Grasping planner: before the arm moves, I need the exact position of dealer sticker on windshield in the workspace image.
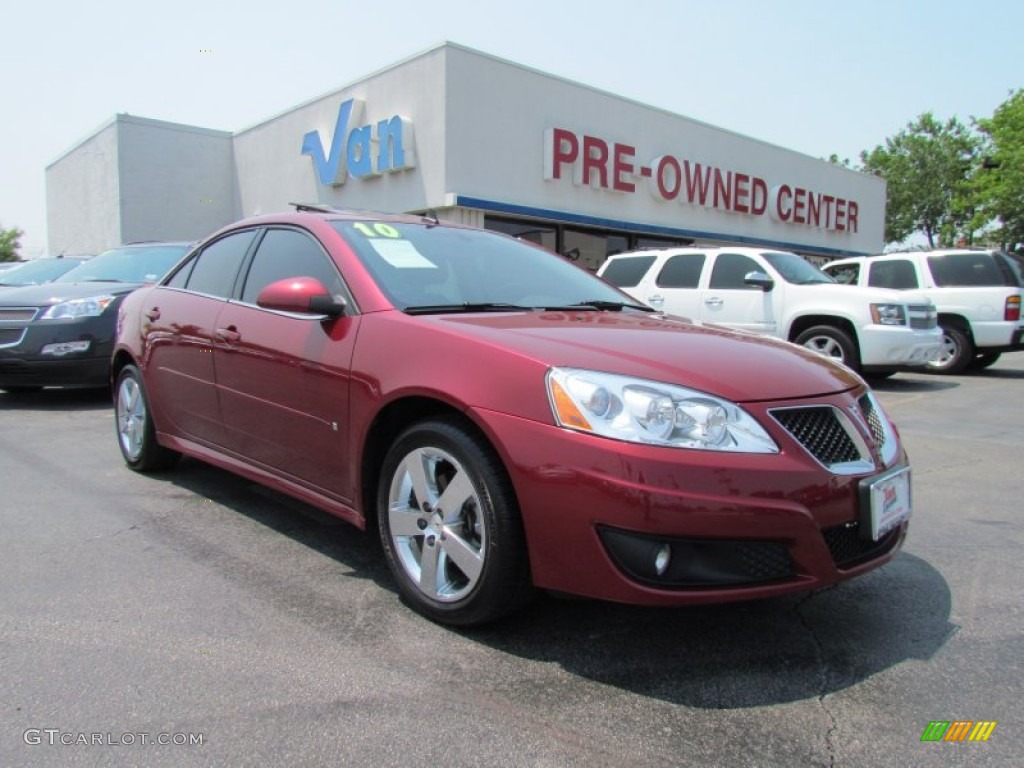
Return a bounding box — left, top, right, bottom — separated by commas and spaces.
861, 466, 911, 541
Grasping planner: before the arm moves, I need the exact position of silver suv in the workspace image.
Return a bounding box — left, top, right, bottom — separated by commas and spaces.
823, 249, 1024, 373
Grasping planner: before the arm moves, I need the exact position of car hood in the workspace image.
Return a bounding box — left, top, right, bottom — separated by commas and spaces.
0, 281, 142, 307
807, 282, 933, 305
422, 309, 861, 402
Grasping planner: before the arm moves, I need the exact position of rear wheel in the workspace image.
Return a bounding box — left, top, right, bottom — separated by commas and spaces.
794, 325, 860, 371
115, 365, 180, 472
926, 325, 973, 374
378, 417, 532, 626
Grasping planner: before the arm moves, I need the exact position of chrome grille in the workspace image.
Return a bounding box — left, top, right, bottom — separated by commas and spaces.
0, 307, 38, 323
771, 406, 874, 474
907, 303, 937, 330
858, 395, 886, 445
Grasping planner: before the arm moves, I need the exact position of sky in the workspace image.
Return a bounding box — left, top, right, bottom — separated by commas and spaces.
1, 0, 1020, 257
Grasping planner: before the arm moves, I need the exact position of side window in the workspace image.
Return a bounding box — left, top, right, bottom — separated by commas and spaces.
709, 253, 761, 289
825, 263, 860, 285
656, 254, 705, 288
927, 254, 1012, 287
600, 255, 656, 288
241, 228, 344, 304
165, 254, 196, 289
185, 230, 257, 298
868, 260, 918, 289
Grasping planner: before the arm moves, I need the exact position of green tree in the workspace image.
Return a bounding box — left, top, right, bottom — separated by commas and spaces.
0, 224, 23, 262
974, 89, 1024, 252
860, 113, 980, 247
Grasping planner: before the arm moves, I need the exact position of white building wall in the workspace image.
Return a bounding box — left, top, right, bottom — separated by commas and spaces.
232, 46, 448, 219
441, 44, 885, 256
46, 120, 122, 255
116, 116, 236, 244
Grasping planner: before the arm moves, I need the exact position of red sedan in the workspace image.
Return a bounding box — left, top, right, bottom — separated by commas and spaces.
113, 208, 911, 625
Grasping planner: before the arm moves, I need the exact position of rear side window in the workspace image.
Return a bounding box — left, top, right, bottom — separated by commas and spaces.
183, 230, 257, 298
868, 260, 919, 289
825, 263, 860, 285
995, 252, 1023, 287
709, 253, 761, 289
926, 253, 1015, 287
656, 254, 705, 288
600, 255, 656, 287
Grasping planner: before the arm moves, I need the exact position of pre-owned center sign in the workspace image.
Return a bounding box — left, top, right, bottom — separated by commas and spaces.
543, 128, 860, 234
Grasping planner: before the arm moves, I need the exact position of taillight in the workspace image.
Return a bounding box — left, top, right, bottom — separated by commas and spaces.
1006, 295, 1021, 322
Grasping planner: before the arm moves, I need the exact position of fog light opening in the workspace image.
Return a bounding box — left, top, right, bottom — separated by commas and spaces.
654, 543, 672, 576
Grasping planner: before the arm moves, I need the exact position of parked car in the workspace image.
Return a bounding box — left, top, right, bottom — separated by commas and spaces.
598, 246, 941, 377
0, 261, 26, 271
0, 242, 189, 392
0, 257, 89, 289
822, 249, 1024, 373
112, 208, 912, 626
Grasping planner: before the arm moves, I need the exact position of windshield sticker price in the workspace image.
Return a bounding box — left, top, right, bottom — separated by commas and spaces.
368, 239, 437, 269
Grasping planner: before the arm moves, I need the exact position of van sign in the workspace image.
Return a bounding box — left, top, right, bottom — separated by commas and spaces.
302, 99, 415, 186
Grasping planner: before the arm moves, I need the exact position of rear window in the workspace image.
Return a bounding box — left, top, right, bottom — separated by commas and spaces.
926, 253, 1016, 287
600, 255, 657, 287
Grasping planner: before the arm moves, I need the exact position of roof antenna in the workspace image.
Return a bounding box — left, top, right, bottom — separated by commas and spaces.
423, 209, 440, 228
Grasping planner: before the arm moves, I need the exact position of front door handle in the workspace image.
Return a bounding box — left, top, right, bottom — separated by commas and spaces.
145, 307, 161, 321
704, 297, 724, 308
215, 327, 241, 344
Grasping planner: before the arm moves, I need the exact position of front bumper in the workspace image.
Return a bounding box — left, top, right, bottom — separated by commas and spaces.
0, 315, 114, 389
857, 325, 942, 368
473, 399, 908, 606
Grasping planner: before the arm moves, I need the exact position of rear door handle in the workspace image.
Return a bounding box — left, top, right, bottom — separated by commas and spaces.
704, 297, 724, 308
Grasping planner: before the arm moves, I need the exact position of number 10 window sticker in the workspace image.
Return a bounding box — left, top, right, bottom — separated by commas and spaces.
352, 222, 440, 270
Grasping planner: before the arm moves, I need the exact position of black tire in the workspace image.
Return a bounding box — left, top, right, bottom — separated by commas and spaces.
926, 325, 974, 374
114, 365, 180, 472
794, 325, 860, 371
377, 416, 532, 626
968, 351, 1001, 370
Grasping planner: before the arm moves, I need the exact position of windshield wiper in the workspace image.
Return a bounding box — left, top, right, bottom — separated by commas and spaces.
403, 302, 533, 315
557, 300, 654, 312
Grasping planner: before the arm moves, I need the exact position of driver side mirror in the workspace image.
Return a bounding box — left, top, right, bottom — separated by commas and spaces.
256, 277, 347, 317
744, 271, 775, 291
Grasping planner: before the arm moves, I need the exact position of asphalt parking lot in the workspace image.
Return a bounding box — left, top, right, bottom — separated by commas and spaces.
1, 358, 1022, 767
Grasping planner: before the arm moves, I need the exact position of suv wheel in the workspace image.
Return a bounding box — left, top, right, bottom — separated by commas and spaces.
927, 325, 974, 374
794, 326, 860, 371
968, 351, 1001, 370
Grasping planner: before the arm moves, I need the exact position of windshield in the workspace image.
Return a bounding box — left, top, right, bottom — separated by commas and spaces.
331, 221, 647, 311
761, 251, 834, 284
55, 245, 189, 284
0, 258, 84, 285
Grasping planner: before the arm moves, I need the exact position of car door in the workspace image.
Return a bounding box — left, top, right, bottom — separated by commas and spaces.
212, 227, 359, 502
646, 253, 706, 319
142, 230, 258, 446
698, 251, 777, 334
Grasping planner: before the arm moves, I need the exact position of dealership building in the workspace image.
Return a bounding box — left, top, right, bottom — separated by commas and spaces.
46, 42, 885, 269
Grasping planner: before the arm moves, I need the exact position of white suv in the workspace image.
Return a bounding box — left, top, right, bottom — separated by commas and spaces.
823, 249, 1024, 373
598, 246, 941, 377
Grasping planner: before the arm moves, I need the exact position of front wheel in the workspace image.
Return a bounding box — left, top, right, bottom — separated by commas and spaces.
968, 351, 1001, 370
794, 325, 860, 371
926, 325, 974, 374
378, 417, 532, 626
115, 365, 180, 472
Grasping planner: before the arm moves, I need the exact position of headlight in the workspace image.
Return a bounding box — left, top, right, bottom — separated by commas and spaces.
547, 367, 779, 453
40, 295, 116, 320
869, 303, 906, 326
